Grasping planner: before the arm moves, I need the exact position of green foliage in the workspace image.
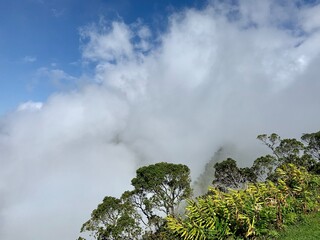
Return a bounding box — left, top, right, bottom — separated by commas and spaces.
167, 164, 320, 239
141, 221, 177, 240
80, 195, 141, 240
257, 133, 306, 164
275, 138, 304, 162
279, 211, 320, 240
80, 162, 192, 239
131, 162, 192, 217
301, 131, 320, 161
255, 131, 320, 180
252, 155, 276, 181
257, 133, 281, 157
80, 130, 320, 239
212, 131, 320, 190
213, 158, 256, 190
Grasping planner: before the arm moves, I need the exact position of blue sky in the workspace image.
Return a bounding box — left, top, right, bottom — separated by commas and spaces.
0, 0, 208, 115
1, 0, 319, 115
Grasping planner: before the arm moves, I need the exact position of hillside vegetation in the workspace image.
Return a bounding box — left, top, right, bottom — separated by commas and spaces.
79, 131, 320, 240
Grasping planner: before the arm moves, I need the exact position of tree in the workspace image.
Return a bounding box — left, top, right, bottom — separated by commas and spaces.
252, 155, 277, 181
301, 131, 320, 161
257, 133, 317, 173
213, 158, 256, 190
80, 162, 191, 240
257, 133, 281, 158
121, 189, 159, 233
114, 162, 192, 239
275, 138, 304, 163
257, 133, 305, 162
80, 195, 141, 240
131, 162, 192, 218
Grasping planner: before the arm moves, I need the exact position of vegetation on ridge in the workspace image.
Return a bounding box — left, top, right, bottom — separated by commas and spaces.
79, 131, 320, 239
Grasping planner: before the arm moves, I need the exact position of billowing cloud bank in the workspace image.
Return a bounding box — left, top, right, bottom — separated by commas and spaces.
1, 1, 320, 239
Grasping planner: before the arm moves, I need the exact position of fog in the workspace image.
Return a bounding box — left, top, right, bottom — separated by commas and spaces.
1, 1, 320, 239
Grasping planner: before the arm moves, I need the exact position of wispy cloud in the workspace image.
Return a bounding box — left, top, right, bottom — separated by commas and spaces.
51, 8, 65, 18
34, 67, 79, 90
17, 101, 43, 112
22, 56, 37, 63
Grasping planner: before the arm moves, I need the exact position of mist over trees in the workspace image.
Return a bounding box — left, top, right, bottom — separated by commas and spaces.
79, 130, 320, 239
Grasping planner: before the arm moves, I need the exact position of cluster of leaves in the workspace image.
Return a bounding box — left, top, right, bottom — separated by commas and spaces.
79, 162, 192, 240
167, 164, 320, 239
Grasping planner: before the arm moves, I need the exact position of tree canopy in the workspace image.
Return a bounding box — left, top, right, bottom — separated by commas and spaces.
80, 195, 141, 240
213, 158, 256, 190
131, 162, 192, 216
80, 162, 192, 240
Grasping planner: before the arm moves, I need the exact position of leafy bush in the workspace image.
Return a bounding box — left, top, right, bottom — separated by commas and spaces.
167, 164, 320, 239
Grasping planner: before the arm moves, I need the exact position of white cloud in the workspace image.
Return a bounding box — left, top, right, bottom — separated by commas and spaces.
300, 4, 320, 32
1, 1, 320, 240
35, 67, 78, 90
80, 20, 152, 64
17, 101, 43, 112
80, 22, 134, 62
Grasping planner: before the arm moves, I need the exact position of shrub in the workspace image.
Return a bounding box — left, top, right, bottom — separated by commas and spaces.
167, 164, 320, 239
